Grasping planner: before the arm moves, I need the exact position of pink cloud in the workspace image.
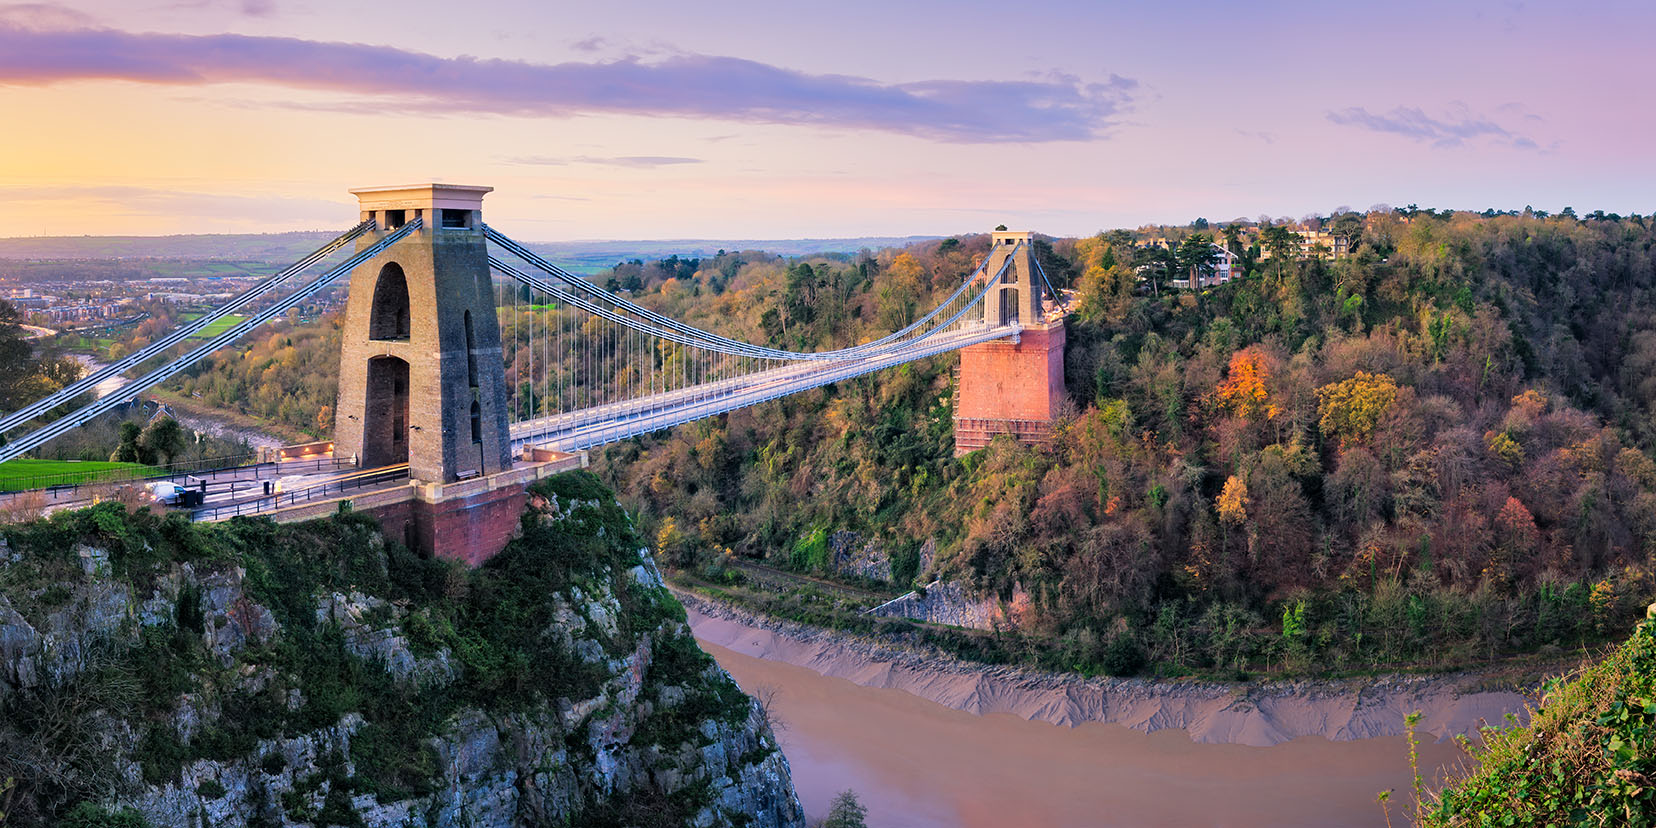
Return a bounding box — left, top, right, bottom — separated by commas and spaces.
0, 21, 1136, 143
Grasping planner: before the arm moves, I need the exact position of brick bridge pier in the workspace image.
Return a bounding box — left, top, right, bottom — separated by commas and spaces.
953, 230, 1067, 454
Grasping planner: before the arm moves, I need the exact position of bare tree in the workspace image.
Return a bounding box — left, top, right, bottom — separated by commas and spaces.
0, 639, 139, 825
751, 683, 787, 734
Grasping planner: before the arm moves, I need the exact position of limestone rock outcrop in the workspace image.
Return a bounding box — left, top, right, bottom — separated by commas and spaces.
0, 472, 804, 828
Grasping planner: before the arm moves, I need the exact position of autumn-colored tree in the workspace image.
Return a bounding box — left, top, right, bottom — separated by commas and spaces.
1491, 495, 1539, 583
1485, 430, 1524, 468
1216, 475, 1248, 525
1073, 234, 1139, 322
1316, 371, 1399, 444
1212, 346, 1280, 421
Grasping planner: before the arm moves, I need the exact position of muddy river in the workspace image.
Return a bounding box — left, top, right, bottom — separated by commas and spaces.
700, 638, 1474, 827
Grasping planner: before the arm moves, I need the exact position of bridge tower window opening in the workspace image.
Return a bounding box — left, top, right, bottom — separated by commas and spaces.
470, 400, 482, 443
440, 209, 473, 230
392, 375, 406, 438
383, 209, 406, 229
369, 262, 412, 341
463, 310, 479, 388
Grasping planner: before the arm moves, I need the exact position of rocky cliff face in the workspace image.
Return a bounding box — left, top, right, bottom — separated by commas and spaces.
865, 580, 1006, 630
0, 472, 804, 828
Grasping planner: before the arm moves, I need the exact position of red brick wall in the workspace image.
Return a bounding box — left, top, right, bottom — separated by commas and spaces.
358, 482, 525, 566
415, 482, 527, 567
362, 499, 419, 554
955, 321, 1066, 453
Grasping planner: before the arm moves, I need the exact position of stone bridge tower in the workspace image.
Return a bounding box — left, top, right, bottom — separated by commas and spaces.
333, 184, 529, 565
335, 184, 512, 481
953, 230, 1067, 454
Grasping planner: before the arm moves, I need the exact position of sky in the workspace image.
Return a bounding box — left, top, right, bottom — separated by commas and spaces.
0, 0, 1649, 240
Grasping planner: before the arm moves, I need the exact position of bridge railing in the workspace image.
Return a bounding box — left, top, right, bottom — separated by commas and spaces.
189, 463, 409, 522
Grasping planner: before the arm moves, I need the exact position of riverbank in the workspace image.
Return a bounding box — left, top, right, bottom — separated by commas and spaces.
68, 353, 299, 450
144, 389, 300, 449
679, 588, 1541, 748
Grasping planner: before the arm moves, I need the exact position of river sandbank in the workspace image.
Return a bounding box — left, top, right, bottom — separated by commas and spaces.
680, 590, 1534, 748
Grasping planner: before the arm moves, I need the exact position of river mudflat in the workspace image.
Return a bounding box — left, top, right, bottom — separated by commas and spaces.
684, 592, 1533, 826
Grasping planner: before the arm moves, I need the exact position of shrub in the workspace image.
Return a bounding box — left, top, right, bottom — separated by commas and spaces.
1101, 632, 1146, 677
59, 803, 151, 828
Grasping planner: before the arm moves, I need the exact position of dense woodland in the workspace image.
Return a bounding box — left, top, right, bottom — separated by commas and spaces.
11, 208, 1656, 677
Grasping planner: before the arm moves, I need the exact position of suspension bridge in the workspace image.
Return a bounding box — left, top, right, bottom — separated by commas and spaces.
0, 185, 1069, 563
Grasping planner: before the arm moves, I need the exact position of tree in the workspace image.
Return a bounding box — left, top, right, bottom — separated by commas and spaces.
875, 253, 924, 331
0, 300, 37, 410
0, 299, 75, 414
822, 790, 868, 828
1132, 244, 1176, 297
109, 421, 145, 464
1329, 212, 1364, 251
1177, 232, 1221, 290
1213, 346, 1279, 422
1316, 371, 1398, 445
1260, 225, 1301, 285
1221, 224, 1244, 257
138, 417, 188, 466
1216, 476, 1248, 525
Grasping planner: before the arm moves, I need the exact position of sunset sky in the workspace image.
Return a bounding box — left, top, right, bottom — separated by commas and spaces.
0, 0, 1648, 239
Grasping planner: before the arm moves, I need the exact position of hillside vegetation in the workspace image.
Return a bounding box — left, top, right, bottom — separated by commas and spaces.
1423, 612, 1656, 826
596, 210, 1656, 677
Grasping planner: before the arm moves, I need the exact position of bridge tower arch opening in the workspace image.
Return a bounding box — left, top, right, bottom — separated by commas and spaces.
362, 355, 410, 467
955, 229, 1066, 455
368, 263, 412, 340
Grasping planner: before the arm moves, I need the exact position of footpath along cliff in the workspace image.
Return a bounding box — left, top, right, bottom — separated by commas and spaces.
0, 471, 804, 828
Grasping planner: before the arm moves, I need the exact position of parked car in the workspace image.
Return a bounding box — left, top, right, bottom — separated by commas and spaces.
147, 481, 187, 505
147, 481, 205, 507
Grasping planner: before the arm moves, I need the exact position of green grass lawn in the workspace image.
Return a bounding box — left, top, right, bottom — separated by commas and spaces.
0, 459, 157, 491
185, 314, 245, 339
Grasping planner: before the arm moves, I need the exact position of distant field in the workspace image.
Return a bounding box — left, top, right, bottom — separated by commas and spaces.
182, 313, 245, 339
0, 458, 155, 491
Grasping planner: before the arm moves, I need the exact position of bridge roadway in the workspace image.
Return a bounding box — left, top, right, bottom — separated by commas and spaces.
509, 322, 1020, 451
186, 461, 411, 522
